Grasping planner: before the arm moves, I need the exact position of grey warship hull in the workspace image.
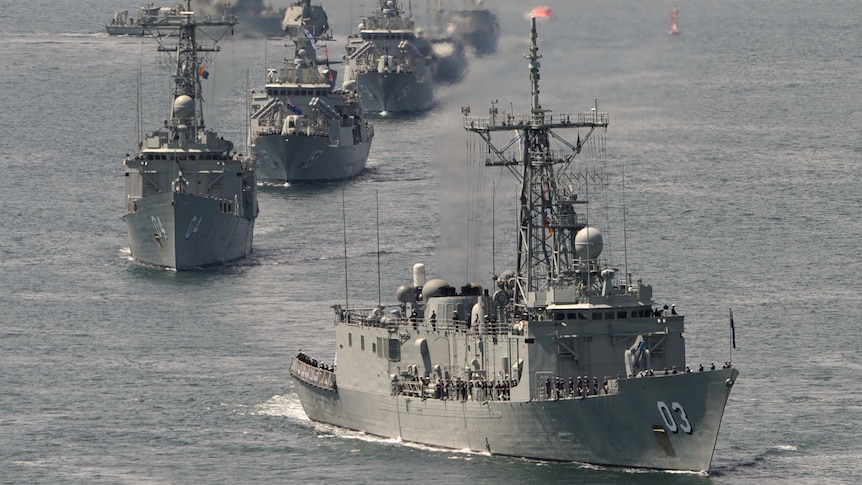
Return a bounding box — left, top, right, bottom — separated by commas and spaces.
289, 17, 738, 473
125, 192, 254, 269
254, 134, 371, 183
106, 25, 146, 36
292, 362, 736, 471
356, 71, 435, 113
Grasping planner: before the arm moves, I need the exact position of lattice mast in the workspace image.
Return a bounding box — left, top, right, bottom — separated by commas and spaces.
462, 16, 609, 309
146, 0, 237, 141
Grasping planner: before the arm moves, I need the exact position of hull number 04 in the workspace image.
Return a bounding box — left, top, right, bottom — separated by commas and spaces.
657, 401, 692, 434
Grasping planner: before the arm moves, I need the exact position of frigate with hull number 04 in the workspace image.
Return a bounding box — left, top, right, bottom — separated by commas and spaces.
123, 1, 258, 270
290, 17, 738, 472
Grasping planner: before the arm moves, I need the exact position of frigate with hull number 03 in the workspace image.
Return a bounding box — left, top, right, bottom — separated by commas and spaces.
123, 1, 258, 270
290, 17, 738, 472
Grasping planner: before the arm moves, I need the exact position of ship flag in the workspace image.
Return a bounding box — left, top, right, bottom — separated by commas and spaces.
285, 98, 303, 115
303, 28, 317, 51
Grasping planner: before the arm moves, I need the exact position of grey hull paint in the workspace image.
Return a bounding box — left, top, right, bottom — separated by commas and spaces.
294, 366, 737, 471
106, 25, 145, 36
357, 71, 435, 113
254, 134, 371, 183
126, 192, 254, 269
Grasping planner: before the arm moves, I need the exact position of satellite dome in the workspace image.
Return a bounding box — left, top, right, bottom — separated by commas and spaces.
422, 278, 452, 299
574, 226, 603, 260
396, 284, 416, 303
173, 95, 194, 119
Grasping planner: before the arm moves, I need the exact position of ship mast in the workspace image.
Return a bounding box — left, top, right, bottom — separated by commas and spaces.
145, 0, 237, 144
462, 17, 609, 311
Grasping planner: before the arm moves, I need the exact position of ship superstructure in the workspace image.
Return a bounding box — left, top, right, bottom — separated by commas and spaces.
106, 4, 183, 37
250, 0, 373, 183
290, 17, 737, 472
342, 0, 435, 113
123, 1, 257, 269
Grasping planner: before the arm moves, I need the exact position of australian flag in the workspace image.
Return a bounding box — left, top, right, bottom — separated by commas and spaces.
285, 98, 303, 115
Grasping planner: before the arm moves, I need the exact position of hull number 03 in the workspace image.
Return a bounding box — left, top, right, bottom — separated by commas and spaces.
657, 401, 693, 434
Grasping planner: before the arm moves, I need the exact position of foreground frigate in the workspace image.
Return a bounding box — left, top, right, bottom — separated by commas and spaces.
290, 17, 738, 472
249, 0, 373, 183
342, 0, 435, 113
123, 1, 257, 269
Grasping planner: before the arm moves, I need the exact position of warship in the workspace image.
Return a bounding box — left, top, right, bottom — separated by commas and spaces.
249, 0, 374, 183
445, 0, 499, 57
342, 0, 436, 113
123, 0, 258, 269
280, 0, 329, 37
105, 4, 182, 36
426, 2, 469, 86
289, 17, 738, 472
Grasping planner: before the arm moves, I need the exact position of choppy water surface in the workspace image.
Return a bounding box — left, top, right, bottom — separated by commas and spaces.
2, 1, 861, 483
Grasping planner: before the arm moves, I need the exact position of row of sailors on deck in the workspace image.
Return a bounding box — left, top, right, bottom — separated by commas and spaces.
409, 310, 501, 333
631, 361, 732, 378
546, 376, 610, 400
653, 304, 678, 317
396, 375, 517, 402
296, 351, 334, 372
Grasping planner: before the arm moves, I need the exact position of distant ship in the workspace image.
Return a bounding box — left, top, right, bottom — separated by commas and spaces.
428, 35, 468, 86
289, 17, 738, 472
425, 1, 469, 86
105, 4, 181, 37
123, 1, 258, 269
342, 0, 435, 113
249, 0, 374, 183
669, 7, 680, 35
280, 0, 330, 38
446, 0, 499, 57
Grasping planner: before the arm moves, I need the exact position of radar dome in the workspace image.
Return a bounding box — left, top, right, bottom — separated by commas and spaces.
574, 226, 603, 260
422, 278, 452, 299
396, 284, 416, 303
173, 95, 194, 119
